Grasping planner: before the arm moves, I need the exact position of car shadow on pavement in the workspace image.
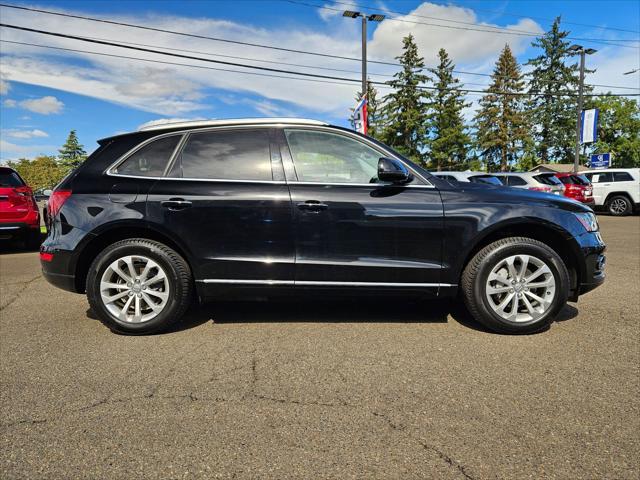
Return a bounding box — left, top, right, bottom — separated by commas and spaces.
87, 298, 580, 335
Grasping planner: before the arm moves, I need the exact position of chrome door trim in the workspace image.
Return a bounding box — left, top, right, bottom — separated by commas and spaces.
197, 279, 455, 287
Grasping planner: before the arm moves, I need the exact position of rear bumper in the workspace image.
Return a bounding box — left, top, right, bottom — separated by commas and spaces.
0, 222, 39, 239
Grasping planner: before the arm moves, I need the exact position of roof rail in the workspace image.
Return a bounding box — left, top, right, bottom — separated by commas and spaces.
138, 117, 328, 132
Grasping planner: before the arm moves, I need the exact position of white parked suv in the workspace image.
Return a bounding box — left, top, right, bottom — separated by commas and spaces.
431, 171, 503, 185
583, 168, 640, 216
493, 172, 565, 195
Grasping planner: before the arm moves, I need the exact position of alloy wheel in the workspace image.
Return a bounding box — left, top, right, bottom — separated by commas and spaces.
485, 254, 556, 323
609, 198, 627, 215
99, 255, 170, 324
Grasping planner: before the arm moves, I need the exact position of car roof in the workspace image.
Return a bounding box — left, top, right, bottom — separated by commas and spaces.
583, 168, 640, 173
98, 117, 330, 144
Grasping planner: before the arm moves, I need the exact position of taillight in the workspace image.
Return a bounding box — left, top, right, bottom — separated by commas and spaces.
40, 252, 54, 262
47, 190, 72, 217
529, 186, 552, 193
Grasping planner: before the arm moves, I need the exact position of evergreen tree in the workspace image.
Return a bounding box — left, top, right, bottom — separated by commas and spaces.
475, 44, 531, 172
426, 48, 470, 171
380, 34, 430, 164
350, 80, 382, 140
58, 130, 87, 171
525, 17, 591, 163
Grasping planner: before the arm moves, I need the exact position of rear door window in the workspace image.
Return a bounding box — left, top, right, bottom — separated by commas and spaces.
115, 135, 181, 177
591, 172, 613, 183
469, 175, 502, 185
613, 172, 633, 182
174, 129, 272, 181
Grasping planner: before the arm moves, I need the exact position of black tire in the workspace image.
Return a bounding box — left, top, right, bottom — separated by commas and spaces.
461, 237, 570, 334
606, 195, 632, 216
86, 238, 192, 334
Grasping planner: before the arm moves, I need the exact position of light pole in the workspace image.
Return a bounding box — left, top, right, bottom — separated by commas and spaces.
342, 10, 385, 103
568, 44, 597, 173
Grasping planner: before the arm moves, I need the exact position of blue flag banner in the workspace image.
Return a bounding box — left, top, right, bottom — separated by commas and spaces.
581, 108, 599, 144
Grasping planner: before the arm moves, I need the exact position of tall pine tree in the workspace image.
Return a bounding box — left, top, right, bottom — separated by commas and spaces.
350, 80, 382, 140
526, 17, 590, 163
380, 34, 429, 164
426, 48, 470, 171
475, 44, 531, 172
58, 130, 87, 171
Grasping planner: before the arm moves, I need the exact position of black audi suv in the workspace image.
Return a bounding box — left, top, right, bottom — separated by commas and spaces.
41, 118, 606, 334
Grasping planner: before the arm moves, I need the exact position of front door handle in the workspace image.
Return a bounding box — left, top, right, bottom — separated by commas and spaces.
161, 198, 192, 211
297, 200, 328, 212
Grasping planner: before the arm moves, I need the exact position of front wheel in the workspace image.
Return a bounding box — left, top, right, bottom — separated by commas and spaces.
607, 195, 632, 216
87, 239, 192, 334
461, 237, 569, 334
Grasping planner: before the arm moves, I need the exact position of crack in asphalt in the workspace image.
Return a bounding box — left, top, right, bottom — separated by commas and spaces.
372, 411, 477, 480
0, 275, 41, 311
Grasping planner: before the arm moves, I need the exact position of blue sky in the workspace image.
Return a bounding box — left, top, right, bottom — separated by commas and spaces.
1, 0, 638, 161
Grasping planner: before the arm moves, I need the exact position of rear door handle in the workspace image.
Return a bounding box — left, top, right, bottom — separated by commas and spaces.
161, 198, 192, 211
297, 200, 328, 212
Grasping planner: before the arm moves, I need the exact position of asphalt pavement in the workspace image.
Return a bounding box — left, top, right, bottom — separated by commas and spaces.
1, 215, 638, 479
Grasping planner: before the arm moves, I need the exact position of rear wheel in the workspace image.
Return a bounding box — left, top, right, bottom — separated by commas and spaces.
461, 237, 569, 334
87, 239, 192, 334
606, 195, 632, 216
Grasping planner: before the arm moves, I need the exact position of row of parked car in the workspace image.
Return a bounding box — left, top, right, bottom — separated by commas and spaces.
432, 168, 640, 216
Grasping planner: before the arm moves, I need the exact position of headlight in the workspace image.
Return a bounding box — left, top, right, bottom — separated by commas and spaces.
574, 212, 599, 232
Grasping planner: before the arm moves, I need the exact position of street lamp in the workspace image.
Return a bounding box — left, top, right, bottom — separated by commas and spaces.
342, 10, 385, 102
568, 44, 597, 173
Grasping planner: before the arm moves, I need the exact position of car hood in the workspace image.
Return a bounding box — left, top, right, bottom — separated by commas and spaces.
443, 182, 592, 213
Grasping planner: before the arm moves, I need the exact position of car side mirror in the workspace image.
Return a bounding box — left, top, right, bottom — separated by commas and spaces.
378, 157, 411, 184
43, 189, 53, 196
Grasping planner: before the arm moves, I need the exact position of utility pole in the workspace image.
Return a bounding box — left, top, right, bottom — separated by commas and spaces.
568, 45, 597, 173
343, 10, 385, 124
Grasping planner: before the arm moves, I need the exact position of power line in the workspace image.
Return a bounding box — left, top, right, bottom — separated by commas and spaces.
322, 0, 640, 37
3, 2, 634, 88
1, 25, 637, 98
0, 39, 361, 88
285, 0, 640, 49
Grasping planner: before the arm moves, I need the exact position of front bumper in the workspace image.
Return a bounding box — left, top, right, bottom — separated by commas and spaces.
575, 230, 606, 297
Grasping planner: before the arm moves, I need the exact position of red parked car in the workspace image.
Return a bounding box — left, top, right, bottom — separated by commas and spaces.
554, 172, 594, 205
0, 166, 41, 248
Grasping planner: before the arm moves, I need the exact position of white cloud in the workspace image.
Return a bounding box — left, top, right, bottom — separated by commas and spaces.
0, 139, 58, 161
19, 96, 64, 115
0, 79, 9, 95
2, 129, 49, 139
369, 3, 542, 65
3, 99, 17, 108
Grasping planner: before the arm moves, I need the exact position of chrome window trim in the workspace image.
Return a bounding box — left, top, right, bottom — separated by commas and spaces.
287, 181, 435, 189
197, 279, 456, 288
105, 124, 434, 188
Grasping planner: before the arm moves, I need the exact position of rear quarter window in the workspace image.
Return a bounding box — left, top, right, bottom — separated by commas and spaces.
533, 174, 562, 186
114, 135, 181, 177
507, 176, 527, 186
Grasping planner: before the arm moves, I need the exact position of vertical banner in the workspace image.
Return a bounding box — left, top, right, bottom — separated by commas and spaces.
580, 108, 599, 144
353, 96, 367, 135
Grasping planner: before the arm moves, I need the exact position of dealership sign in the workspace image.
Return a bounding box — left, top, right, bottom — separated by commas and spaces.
590, 153, 611, 169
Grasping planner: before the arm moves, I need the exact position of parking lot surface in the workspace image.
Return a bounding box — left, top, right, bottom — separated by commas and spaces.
1, 215, 638, 479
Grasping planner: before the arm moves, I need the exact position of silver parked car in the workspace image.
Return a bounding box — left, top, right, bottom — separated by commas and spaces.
494, 172, 565, 195
431, 171, 504, 186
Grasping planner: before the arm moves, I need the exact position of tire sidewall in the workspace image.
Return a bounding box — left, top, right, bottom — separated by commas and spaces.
472, 242, 569, 333
87, 241, 187, 334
